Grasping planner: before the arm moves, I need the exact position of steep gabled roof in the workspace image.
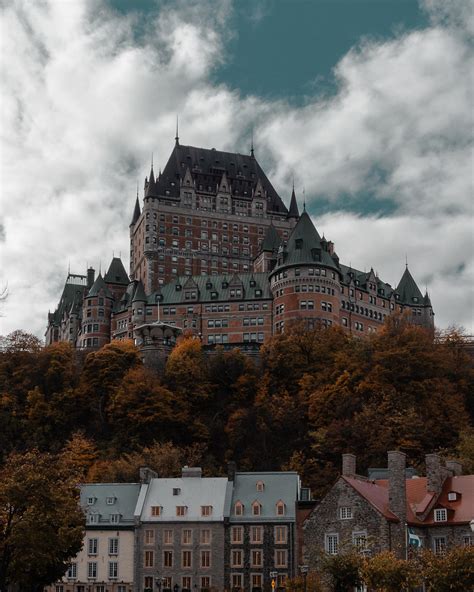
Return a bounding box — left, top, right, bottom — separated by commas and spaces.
343, 476, 399, 522
152, 143, 288, 214
48, 274, 88, 326
287, 187, 299, 219
105, 257, 129, 285
396, 267, 424, 305
132, 280, 147, 303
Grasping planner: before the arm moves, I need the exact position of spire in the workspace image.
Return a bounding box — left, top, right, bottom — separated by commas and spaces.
287, 184, 300, 219
149, 154, 155, 184
175, 115, 179, 146
250, 127, 254, 158
396, 266, 424, 305
130, 189, 141, 226
303, 187, 306, 212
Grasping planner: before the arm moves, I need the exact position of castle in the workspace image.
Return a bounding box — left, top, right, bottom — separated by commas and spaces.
46, 136, 434, 360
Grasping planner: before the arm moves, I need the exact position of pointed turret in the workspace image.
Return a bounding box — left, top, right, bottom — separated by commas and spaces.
105, 257, 129, 285
87, 274, 112, 298
132, 280, 147, 303
423, 290, 432, 307
396, 266, 424, 305
287, 186, 300, 219
130, 194, 141, 226
261, 224, 281, 253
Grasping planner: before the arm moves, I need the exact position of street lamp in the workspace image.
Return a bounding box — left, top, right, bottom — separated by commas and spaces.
299, 565, 309, 592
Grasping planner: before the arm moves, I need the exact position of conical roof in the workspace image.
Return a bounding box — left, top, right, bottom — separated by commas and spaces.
287, 187, 299, 219
423, 291, 432, 306
105, 257, 129, 285
87, 274, 113, 298
396, 267, 424, 304
145, 174, 159, 198
130, 195, 141, 226
132, 280, 147, 302
261, 224, 281, 252
273, 211, 339, 271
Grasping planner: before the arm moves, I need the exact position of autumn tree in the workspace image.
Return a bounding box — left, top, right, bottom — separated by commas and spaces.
0, 449, 84, 592
361, 551, 421, 591
59, 431, 99, 480
417, 547, 474, 592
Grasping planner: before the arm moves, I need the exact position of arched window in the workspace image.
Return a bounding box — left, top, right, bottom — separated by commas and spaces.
252, 501, 262, 516
276, 500, 286, 516
256, 480, 265, 492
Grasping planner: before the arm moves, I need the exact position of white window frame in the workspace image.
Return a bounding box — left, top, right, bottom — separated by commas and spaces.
433, 536, 447, 555
88, 538, 98, 555
339, 506, 353, 520
87, 562, 97, 579
108, 537, 119, 555
434, 508, 447, 522
108, 561, 118, 579
325, 533, 339, 555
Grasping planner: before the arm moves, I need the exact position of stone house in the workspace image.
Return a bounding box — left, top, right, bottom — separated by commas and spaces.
303, 452, 473, 568
46, 482, 141, 592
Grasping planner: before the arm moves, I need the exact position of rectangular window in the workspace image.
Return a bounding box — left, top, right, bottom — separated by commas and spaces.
251, 549, 263, 567
176, 505, 187, 516
275, 525, 288, 544
151, 505, 161, 516
108, 561, 118, 579
434, 508, 447, 522
144, 577, 153, 591
66, 563, 77, 579
325, 533, 339, 555
339, 506, 353, 519
144, 550, 154, 567
108, 538, 118, 555
144, 529, 154, 545
231, 526, 243, 544
201, 576, 211, 589
250, 525, 263, 544
182, 576, 192, 589
251, 574, 263, 588
182, 550, 192, 568
182, 529, 192, 545
88, 538, 98, 555
200, 529, 211, 545
201, 549, 211, 568
352, 531, 367, 549
87, 562, 97, 579
231, 549, 243, 567
201, 505, 213, 516
231, 574, 243, 588
163, 550, 173, 567
163, 529, 173, 545
275, 549, 288, 567
433, 536, 447, 555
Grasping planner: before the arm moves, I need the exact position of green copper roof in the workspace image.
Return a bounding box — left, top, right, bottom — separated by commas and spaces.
273, 211, 339, 272
87, 273, 113, 298
105, 257, 129, 285
132, 280, 147, 302
396, 266, 424, 305
261, 224, 281, 252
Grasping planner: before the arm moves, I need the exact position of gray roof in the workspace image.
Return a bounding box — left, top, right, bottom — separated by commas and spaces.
230, 472, 300, 523
48, 274, 87, 326
273, 211, 339, 273
287, 187, 299, 219
339, 263, 395, 297
132, 280, 147, 302
261, 224, 282, 253
148, 143, 288, 214
148, 272, 271, 305
105, 257, 129, 285
81, 483, 141, 528
396, 266, 424, 305
130, 195, 141, 226
138, 476, 231, 522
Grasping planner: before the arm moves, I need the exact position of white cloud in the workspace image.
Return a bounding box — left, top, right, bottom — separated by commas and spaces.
0, 0, 472, 335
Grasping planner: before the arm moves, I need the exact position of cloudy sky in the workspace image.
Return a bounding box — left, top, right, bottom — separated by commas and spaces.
1, 0, 472, 336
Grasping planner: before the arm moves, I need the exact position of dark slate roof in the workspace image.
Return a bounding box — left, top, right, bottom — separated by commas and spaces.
287, 187, 299, 219
49, 274, 87, 326
273, 211, 339, 272
396, 267, 424, 305
261, 224, 282, 253
132, 280, 147, 302
423, 292, 432, 306
105, 257, 129, 285
150, 143, 288, 214
339, 263, 394, 297
114, 280, 137, 313
148, 272, 271, 305
130, 195, 141, 226
87, 274, 113, 298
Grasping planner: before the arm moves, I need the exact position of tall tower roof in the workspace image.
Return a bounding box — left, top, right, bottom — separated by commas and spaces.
87, 274, 113, 298
396, 266, 424, 304
105, 257, 129, 285
287, 186, 300, 219
130, 194, 141, 226
261, 223, 281, 253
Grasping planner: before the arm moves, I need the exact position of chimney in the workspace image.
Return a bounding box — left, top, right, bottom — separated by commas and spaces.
388, 451, 407, 523
426, 454, 443, 493
139, 466, 157, 484
227, 461, 237, 482
87, 267, 95, 290
342, 453, 356, 477
445, 460, 462, 477
181, 466, 202, 478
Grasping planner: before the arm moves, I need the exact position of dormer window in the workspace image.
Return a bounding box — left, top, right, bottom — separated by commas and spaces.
434, 508, 447, 522
151, 506, 162, 517
234, 501, 244, 516
256, 481, 265, 492
173, 488, 181, 496
413, 297, 418, 303
222, 281, 229, 289
175, 284, 182, 291
201, 505, 213, 517
252, 501, 262, 516
88, 513, 100, 524
110, 513, 121, 524
106, 496, 116, 505
87, 497, 96, 505
447, 491, 459, 502
250, 280, 256, 287
276, 501, 286, 516
295, 238, 303, 250
176, 506, 187, 516
255, 289, 262, 297
206, 281, 213, 289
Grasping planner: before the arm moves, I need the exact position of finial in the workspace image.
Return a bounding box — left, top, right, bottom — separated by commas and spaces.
303, 187, 306, 212
292, 175, 295, 191
405, 254, 408, 268
175, 115, 179, 145
250, 127, 254, 157
68, 260, 70, 274
136, 180, 139, 198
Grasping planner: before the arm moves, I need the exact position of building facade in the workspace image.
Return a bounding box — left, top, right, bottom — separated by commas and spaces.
46, 138, 434, 358
303, 452, 473, 569
46, 483, 141, 592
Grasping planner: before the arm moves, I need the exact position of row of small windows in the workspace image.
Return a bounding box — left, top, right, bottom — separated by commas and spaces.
208, 334, 229, 344
230, 549, 288, 568
150, 505, 213, 517
143, 528, 212, 545
87, 512, 120, 524
144, 576, 212, 590
230, 525, 288, 544
143, 549, 212, 569
342, 301, 386, 320
243, 333, 265, 343
234, 500, 285, 516
63, 561, 120, 580
295, 285, 336, 295
87, 537, 119, 555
